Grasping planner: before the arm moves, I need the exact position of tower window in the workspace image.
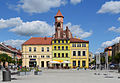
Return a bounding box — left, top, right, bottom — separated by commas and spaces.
57, 23, 60, 27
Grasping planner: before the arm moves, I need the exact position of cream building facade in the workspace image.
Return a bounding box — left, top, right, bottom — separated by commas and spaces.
22, 37, 52, 68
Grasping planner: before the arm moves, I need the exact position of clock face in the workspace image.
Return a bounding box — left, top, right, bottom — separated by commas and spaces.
57, 17, 61, 21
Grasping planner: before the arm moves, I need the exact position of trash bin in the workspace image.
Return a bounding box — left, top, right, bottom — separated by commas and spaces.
2, 70, 11, 81
118, 67, 120, 73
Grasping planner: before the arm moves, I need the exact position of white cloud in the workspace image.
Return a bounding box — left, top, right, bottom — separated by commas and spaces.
64, 22, 92, 39
97, 1, 120, 14
0, 17, 22, 29
3, 39, 25, 49
101, 37, 120, 48
96, 37, 120, 54
108, 26, 120, 33
118, 17, 120, 21
15, 0, 66, 13
0, 17, 91, 38
10, 20, 54, 36
70, 0, 82, 5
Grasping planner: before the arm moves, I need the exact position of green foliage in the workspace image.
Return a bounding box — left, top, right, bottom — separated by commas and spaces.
35, 67, 42, 72
108, 56, 112, 62
19, 67, 30, 72
90, 60, 95, 64
0, 53, 12, 62
17, 59, 22, 65
114, 53, 120, 63
101, 56, 105, 64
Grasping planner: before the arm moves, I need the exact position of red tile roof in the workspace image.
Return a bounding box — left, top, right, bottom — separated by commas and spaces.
55, 10, 64, 18
70, 38, 89, 43
23, 37, 52, 45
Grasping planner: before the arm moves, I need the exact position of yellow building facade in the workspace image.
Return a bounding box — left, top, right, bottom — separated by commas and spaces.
70, 39, 89, 68
52, 39, 71, 68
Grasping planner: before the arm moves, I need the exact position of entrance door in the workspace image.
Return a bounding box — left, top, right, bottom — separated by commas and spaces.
29, 61, 37, 67
41, 61, 44, 67
46, 61, 49, 68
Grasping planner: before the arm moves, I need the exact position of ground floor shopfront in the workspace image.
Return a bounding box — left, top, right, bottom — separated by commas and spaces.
71, 59, 89, 68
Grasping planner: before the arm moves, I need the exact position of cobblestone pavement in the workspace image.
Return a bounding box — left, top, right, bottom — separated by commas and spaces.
0, 69, 120, 83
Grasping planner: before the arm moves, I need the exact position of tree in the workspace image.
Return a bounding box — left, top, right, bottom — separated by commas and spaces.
114, 53, 120, 64
108, 56, 112, 63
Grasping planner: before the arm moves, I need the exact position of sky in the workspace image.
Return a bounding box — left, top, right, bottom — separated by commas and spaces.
0, 0, 120, 54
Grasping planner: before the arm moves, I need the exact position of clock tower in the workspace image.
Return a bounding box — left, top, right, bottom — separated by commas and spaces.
54, 10, 64, 38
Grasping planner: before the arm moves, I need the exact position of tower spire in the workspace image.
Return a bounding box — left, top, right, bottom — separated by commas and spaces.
55, 10, 64, 18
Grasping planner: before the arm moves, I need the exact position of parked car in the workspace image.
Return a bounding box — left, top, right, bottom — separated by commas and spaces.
109, 64, 119, 69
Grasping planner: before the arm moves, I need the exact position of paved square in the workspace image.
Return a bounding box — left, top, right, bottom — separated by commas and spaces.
0, 69, 120, 83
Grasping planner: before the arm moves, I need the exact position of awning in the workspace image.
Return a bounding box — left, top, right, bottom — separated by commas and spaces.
49, 61, 60, 64
62, 61, 70, 64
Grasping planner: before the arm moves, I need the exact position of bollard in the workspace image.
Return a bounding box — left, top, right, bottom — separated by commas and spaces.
2, 70, 11, 81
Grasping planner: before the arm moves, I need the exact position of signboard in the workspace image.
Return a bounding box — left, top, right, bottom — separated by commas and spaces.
96, 54, 100, 64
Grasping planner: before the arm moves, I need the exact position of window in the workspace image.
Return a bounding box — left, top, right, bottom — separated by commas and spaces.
33, 56, 36, 58
82, 61, 86, 67
58, 53, 60, 57
34, 47, 36, 52
75, 44, 76, 47
66, 46, 68, 50
72, 44, 74, 47
54, 40, 56, 43
42, 47, 44, 52
73, 51, 76, 56
57, 23, 60, 27
83, 51, 86, 56
82, 43, 86, 47
77, 44, 81, 47
72, 44, 76, 47
66, 53, 68, 57
62, 53, 64, 57
58, 40, 60, 43
73, 61, 76, 66
66, 40, 68, 43
62, 40, 64, 43
58, 46, 60, 50
62, 46, 64, 50
29, 47, 31, 52
54, 46, 56, 50
47, 47, 49, 52
41, 55, 44, 58
29, 56, 32, 58
78, 51, 81, 56
78, 61, 80, 67
54, 53, 56, 57
46, 55, 50, 58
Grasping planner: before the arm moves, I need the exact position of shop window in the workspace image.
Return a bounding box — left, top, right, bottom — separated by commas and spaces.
73, 61, 76, 66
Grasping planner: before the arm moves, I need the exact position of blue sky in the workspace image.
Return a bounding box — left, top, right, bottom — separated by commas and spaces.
0, 0, 120, 54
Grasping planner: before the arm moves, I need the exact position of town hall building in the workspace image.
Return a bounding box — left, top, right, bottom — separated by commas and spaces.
22, 10, 89, 68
